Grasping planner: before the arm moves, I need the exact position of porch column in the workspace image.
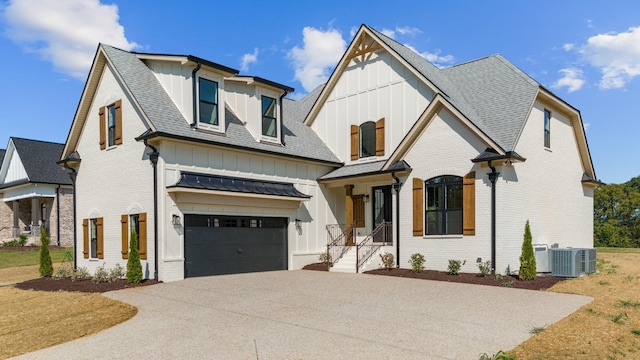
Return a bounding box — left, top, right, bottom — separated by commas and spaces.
12, 200, 19, 237
31, 197, 38, 235
345, 185, 354, 246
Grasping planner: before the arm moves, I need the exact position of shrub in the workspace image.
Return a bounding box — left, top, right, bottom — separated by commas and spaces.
318, 251, 331, 264
3, 234, 28, 247
448, 259, 462, 275
39, 227, 53, 277
126, 229, 143, 284
478, 261, 492, 276
110, 264, 125, 280
408, 253, 425, 273
53, 263, 74, 279
92, 264, 111, 283
71, 267, 91, 281
379, 252, 394, 269
519, 220, 536, 280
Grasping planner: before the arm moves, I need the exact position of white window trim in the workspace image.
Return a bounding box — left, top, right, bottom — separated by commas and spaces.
543, 109, 551, 150
196, 73, 225, 133
258, 90, 281, 144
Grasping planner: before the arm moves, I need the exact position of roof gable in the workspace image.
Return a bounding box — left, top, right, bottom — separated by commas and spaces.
1, 138, 71, 187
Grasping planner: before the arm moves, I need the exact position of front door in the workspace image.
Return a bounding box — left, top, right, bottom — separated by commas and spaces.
372, 186, 392, 243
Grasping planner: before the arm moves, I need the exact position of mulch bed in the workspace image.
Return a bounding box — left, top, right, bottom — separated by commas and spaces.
14, 277, 161, 293
303, 263, 565, 291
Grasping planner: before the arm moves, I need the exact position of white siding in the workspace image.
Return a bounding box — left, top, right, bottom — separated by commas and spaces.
401, 108, 492, 273
497, 101, 594, 273
148, 60, 193, 123
2, 149, 28, 184
311, 51, 435, 163
158, 141, 337, 281
74, 63, 155, 277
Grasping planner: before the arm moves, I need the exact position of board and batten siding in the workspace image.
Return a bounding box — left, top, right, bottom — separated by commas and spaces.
157, 140, 338, 281
400, 108, 491, 273
74, 62, 155, 277
497, 101, 594, 273
311, 51, 435, 163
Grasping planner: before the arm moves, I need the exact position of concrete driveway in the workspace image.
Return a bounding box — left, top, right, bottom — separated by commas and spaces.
15, 271, 591, 360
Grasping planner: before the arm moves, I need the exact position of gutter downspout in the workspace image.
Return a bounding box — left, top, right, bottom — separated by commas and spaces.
144, 140, 160, 281
191, 62, 202, 128
487, 160, 500, 275
56, 185, 61, 246
391, 172, 401, 267
62, 164, 77, 270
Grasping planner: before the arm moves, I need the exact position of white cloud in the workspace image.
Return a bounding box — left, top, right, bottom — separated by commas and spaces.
563, 43, 575, 51
552, 68, 585, 92
404, 44, 455, 68
580, 26, 640, 89
396, 26, 421, 36
2, 0, 137, 79
583, 122, 591, 131
288, 26, 346, 92
380, 28, 395, 39
240, 48, 259, 72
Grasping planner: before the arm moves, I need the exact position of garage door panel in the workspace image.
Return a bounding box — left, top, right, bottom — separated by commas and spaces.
185, 215, 287, 277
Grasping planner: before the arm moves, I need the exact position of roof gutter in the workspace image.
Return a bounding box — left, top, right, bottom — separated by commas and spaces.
56, 155, 80, 270
487, 160, 499, 275
191, 62, 202, 128
391, 171, 402, 267
144, 139, 160, 281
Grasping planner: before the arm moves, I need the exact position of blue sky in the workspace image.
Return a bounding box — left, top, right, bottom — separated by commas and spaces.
0, 0, 638, 184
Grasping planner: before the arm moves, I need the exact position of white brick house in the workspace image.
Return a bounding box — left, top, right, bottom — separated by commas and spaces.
61, 24, 597, 281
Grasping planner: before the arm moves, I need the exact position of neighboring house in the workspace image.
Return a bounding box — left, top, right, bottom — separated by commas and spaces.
0, 138, 74, 246
61, 24, 597, 281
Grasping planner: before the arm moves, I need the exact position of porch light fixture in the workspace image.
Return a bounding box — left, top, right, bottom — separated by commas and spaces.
171, 214, 181, 226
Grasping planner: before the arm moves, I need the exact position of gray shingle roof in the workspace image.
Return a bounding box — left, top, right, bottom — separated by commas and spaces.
9, 138, 71, 185
319, 160, 386, 180
0, 149, 5, 166
366, 25, 540, 152
101, 45, 340, 165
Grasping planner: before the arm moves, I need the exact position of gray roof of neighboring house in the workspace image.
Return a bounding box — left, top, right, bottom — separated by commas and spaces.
6, 138, 71, 186
0, 149, 5, 165
318, 160, 386, 180
101, 45, 341, 165
366, 25, 540, 152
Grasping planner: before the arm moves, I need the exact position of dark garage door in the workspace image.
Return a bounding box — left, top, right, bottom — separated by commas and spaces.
184, 215, 288, 277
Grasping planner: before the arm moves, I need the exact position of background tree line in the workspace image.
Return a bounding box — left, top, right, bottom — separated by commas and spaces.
594, 175, 640, 247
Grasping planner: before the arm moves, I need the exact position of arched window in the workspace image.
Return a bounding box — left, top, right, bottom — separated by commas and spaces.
425, 176, 463, 235
359, 121, 376, 158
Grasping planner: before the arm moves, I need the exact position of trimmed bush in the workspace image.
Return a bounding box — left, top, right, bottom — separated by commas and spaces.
126, 229, 143, 284
448, 259, 462, 275
408, 253, 425, 273
519, 220, 537, 281
318, 251, 331, 264
478, 260, 492, 276
39, 227, 53, 277
379, 252, 395, 269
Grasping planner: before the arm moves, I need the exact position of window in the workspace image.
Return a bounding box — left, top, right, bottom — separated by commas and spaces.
261, 96, 278, 138
90, 218, 98, 258
130, 214, 140, 251
199, 78, 219, 126
121, 213, 147, 260
359, 121, 376, 157
425, 176, 463, 235
544, 109, 551, 148
107, 104, 116, 146
99, 100, 122, 150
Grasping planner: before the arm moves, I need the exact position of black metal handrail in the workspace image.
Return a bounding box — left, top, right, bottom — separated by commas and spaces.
326, 223, 355, 270
356, 221, 392, 273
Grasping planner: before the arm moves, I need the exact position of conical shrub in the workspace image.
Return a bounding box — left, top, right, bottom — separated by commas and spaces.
519, 220, 537, 280
126, 228, 143, 284
39, 227, 53, 277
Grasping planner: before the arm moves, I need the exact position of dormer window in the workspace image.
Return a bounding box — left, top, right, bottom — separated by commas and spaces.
199, 78, 219, 127
261, 96, 278, 138
350, 118, 385, 160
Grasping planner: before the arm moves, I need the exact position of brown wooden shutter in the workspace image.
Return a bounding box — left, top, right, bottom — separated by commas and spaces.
139, 213, 147, 260
412, 178, 424, 236
82, 219, 89, 259
353, 195, 365, 228
99, 106, 106, 150
375, 118, 385, 156
96, 217, 104, 259
121, 215, 129, 259
463, 172, 476, 236
115, 100, 123, 145
350, 125, 359, 160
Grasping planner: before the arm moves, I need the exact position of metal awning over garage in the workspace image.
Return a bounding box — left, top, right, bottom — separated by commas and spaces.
167, 171, 311, 201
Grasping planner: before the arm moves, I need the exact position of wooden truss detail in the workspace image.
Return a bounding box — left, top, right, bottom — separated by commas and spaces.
347, 32, 383, 62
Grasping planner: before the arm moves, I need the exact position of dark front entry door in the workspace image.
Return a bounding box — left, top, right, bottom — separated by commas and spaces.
372, 186, 392, 243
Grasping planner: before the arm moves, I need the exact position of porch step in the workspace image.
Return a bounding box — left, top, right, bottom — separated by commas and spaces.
330, 247, 357, 273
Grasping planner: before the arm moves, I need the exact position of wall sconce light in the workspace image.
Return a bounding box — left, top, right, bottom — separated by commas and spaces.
172, 214, 181, 226
295, 218, 302, 228
363, 194, 370, 202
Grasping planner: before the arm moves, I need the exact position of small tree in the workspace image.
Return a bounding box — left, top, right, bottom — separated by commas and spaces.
519, 220, 536, 280
39, 227, 53, 277
126, 228, 143, 284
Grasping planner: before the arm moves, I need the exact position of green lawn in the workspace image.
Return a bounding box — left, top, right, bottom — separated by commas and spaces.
0, 247, 72, 269
596, 247, 640, 254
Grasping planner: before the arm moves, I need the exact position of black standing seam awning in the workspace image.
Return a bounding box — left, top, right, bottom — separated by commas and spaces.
167, 171, 311, 199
